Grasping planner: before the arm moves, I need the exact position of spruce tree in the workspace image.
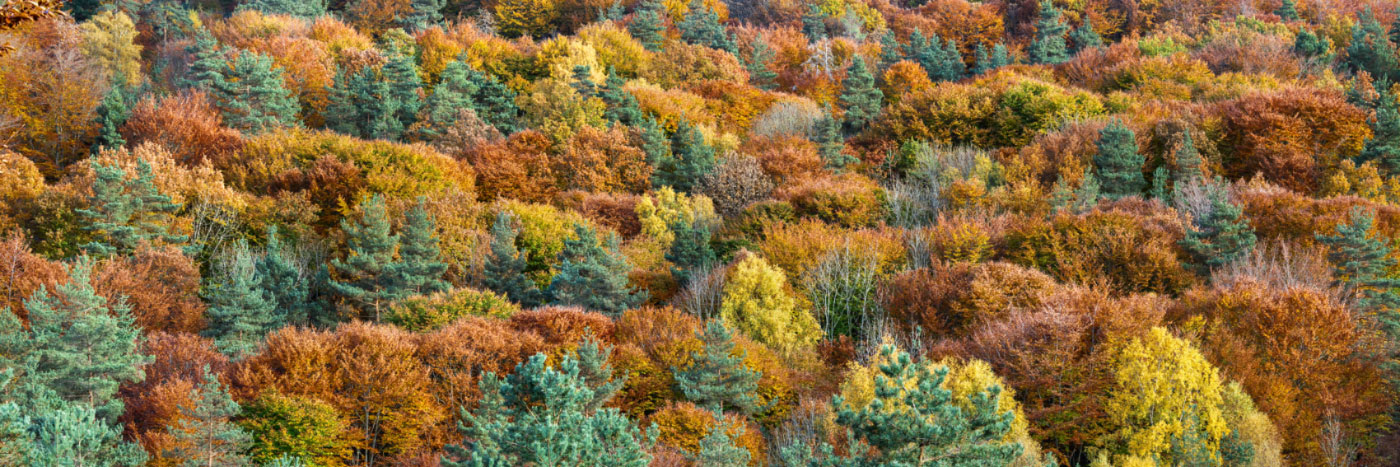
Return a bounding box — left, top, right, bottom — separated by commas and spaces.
666, 218, 716, 286
1028, 0, 1070, 65
484, 211, 546, 308
673, 320, 763, 414
165, 369, 252, 466
94, 83, 130, 153
257, 226, 310, 326
1359, 81, 1400, 175
654, 118, 716, 192
693, 415, 750, 467
1317, 208, 1400, 317
838, 56, 883, 134
1068, 20, 1103, 54
678, 0, 736, 54
328, 195, 404, 320
1174, 131, 1204, 182
388, 197, 449, 296
78, 158, 185, 257
600, 67, 643, 125
1093, 119, 1146, 200
402, 0, 445, 32
813, 107, 853, 169
414, 60, 481, 141
745, 38, 779, 90
443, 352, 657, 466
1275, 0, 1299, 21
547, 223, 646, 316
1179, 185, 1256, 271
204, 241, 279, 358
381, 49, 425, 134
213, 50, 300, 134
629, 0, 666, 52
801, 3, 827, 40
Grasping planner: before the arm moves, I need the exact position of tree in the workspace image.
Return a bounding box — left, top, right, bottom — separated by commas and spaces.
1317, 208, 1400, 321
1346, 9, 1398, 82
184, 29, 226, 91
1174, 131, 1203, 182
654, 118, 716, 192
694, 415, 750, 467
640, 115, 672, 170
839, 56, 883, 134
402, 0, 444, 32
672, 320, 762, 414
571, 64, 598, 98
388, 197, 448, 296
628, 0, 665, 52
821, 346, 1023, 466
879, 30, 903, 68
77, 158, 185, 257
443, 352, 658, 466
973, 42, 1012, 75
237, 0, 327, 18
599, 67, 642, 125
547, 223, 646, 316
1028, 0, 1070, 65
328, 195, 403, 320
484, 211, 546, 308
1275, 0, 1299, 21
1093, 119, 1145, 200
165, 369, 252, 466
257, 226, 310, 326
679, 0, 735, 53
719, 253, 822, 352
203, 242, 278, 358
1294, 29, 1332, 59
93, 83, 130, 153
465, 68, 521, 134
801, 3, 826, 40
1179, 185, 1256, 271
326, 66, 405, 140
212, 51, 300, 134
413, 60, 480, 141
494, 0, 558, 38
1358, 81, 1400, 175
666, 217, 716, 286
1068, 20, 1102, 54
381, 48, 425, 134
813, 107, 852, 169
239, 392, 351, 466
745, 38, 778, 90
7, 398, 148, 466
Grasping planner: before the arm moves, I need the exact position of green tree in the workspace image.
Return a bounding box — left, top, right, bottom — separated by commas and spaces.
640, 116, 672, 171
1093, 119, 1145, 200
571, 64, 598, 98
1358, 81, 1400, 175
1318, 208, 1400, 319
813, 107, 853, 169
1174, 131, 1204, 182
204, 242, 279, 358
465, 68, 521, 134
745, 38, 779, 90
413, 60, 480, 140
213, 51, 300, 134
548, 224, 646, 316
402, 0, 444, 32
666, 218, 716, 286
838, 56, 883, 134
672, 320, 762, 414
1028, 0, 1070, 65
973, 42, 1012, 75
185, 29, 227, 91
801, 3, 827, 40
10, 398, 148, 466
328, 195, 404, 320
575, 335, 628, 411
257, 226, 310, 326
484, 212, 546, 308
327, 66, 405, 140
443, 352, 657, 466
654, 118, 716, 192
93, 83, 130, 153
165, 369, 252, 466
599, 67, 643, 126
1346, 8, 1399, 82
693, 414, 750, 467
381, 49, 425, 134
679, 0, 736, 54
388, 197, 449, 296
1179, 184, 1256, 271
238, 0, 326, 17
1275, 0, 1299, 21
878, 30, 903, 69
628, 0, 666, 52
77, 158, 185, 257
1294, 29, 1332, 59
1068, 20, 1102, 54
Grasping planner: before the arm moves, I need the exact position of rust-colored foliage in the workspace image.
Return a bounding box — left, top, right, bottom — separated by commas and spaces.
121, 90, 244, 167
881, 261, 1055, 338
94, 246, 206, 334
1215, 88, 1369, 193
774, 173, 887, 228
0, 232, 65, 321
119, 332, 230, 466
648, 401, 767, 464
554, 125, 652, 194
462, 130, 558, 202
743, 135, 826, 187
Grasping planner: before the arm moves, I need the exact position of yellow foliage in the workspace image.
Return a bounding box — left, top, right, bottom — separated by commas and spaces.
79, 10, 142, 88
576, 22, 652, 77
494, 0, 559, 38
1221, 382, 1283, 467
635, 187, 717, 248
536, 37, 605, 83
0, 151, 44, 201
720, 252, 822, 352
517, 78, 606, 143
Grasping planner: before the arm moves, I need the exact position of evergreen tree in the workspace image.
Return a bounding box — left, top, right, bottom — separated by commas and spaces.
548, 224, 646, 316
878, 30, 903, 69
443, 353, 657, 466
12, 399, 148, 466
629, 0, 666, 52
94, 83, 130, 153
328, 195, 404, 320
673, 320, 763, 414
204, 242, 278, 358
744, 38, 779, 90
484, 211, 545, 308
1068, 20, 1103, 54
905, 28, 929, 64
575, 335, 628, 412
654, 118, 716, 192
603, 0, 625, 21
1028, 0, 1070, 65
257, 226, 310, 326
238, 0, 326, 17
381, 49, 425, 134
326, 66, 406, 140
1317, 208, 1400, 318
1179, 185, 1257, 271
801, 3, 827, 40
388, 197, 449, 296
640, 116, 672, 171
935, 38, 966, 81
1174, 131, 1204, 182
1346, 8, 1399, 82
213, 50, 300, 134
600, 67, 643, 125
813, 107, 853, 169
1294, 29, 1332, 59
838, 56, 883, 134
571, 64, 598, 98
1072, 167, 1101, 212
185, 29, 226, 91
1149, 166, 1170, 203
465, 68, 521, 134
1275, 0, 1299, 21
821, 346, 1023, 466
666, 218, 716, 286
679, 0, 736, 53
973, 42, 1011, 74
165, 369, 252, 466
1358, 81, 1400, 175
1093, 119, 1146, 200
414, 60, 481, 141
402, 0, 445, 32
78, 158, 185, 257
693, 415, 750, 467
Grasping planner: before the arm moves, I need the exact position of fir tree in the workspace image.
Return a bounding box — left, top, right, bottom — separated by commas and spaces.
328, 195, 404, 320
629, 0, 666, 52
1275, 0, 1299, 21
801, 3, 827, 40
165, 369, 252, 466
571, 64, 598, 98
654, 118, 716, 192
1358, 81, 1400, 175
204, 241, 279, 358
443, 353, 657, 466
1093, 119, 1146, 200
185, 29, 226, 91
326, 66, 406, 140
1028, 0, 1070, 65
78, 158, 185, 257
94, 83, 130, 153
547, 224, 646, 316
381, 49, 425, 134
679, 0, 736, 53
673, 320, 763, 414
257, 226, 310, 326
1346, 8, 1399, 82
388, 197, 449, 296
402, 0, 445, 32
666, 218, 716, 286
838, 56, 883, 134
640, 116, 673, 171
693, 415, 750, 467
483, 211, 545, 308
465, 68, 521, 134
813, 107, 853, 169
213, 50, 300, 134
745, 38, 778, 90
1068, 20, 1103, 54
414, 60, 481, 141
237, 0, 327, 18
599, 67, 643, 125
1179, 185, 1256, 271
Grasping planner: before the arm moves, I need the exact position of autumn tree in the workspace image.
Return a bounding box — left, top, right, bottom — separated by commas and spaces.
164, 370, 251, 466
719, 252, 821, 352
494, 0, 558, 38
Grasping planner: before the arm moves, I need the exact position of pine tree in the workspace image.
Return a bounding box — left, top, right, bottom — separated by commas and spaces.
1358, 81, 1400, 175
666, 218, 716, 286
1317, 208, 1400, 318
213, 50, 300, 134
388, 197, 449, 296
328, 195, 404, 320
257, 226, 310, 326
414, 60, 481, 141
654, 118, 716, 192
1093, 119, 1146, 200
1072, 167, 1101, 212
381, 49, 425, 134
12, 398, 148, 466
1294, 29, 1332, 59
1179, 185, 1256, 271
693, 414, 750, 467
484, 211, 546, 308
575, 335, 627, 412
801, 3, 826, 40
465, 68, 521, 134
326, 66, 406, 140
679, 0, 736, 54
78, 158, 185, 257
745, 38, 778, 90
813, 107, 853, 169
1174, 131, 1204, 182
603, 0, 625, 21
629, 0, 665, 52
973, 42, 1012, 75
936, 38, 966, 81
1028, 0, 1070, 65
839, 56, 883, 134
548, 224, 646, 316
640, 116, 672, 171
185, 29, 227, 91
1068, 20, 1103, 54
905, 28, 929, 64
599, 67, 643, 126
823, 346, 1023, 465
166, 369, 252, 466
204, 241, 279, 358
878, 30, 903, 68
402, 0, 444, 32
673, 320, 763, 414
1346, 8, 1399, 82
238, 0, 327, 17
571, 64, 598, 98
443, 353, 657, 466
1275, 0, 1299, 21
1149, 166, 1170, 203
94, 83, 130, 153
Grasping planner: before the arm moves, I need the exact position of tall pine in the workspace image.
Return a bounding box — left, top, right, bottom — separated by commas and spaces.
328, 195, 403, 320
838, 56, 883, 134
1028, 0, 1070, 65
654, 118, 716, 192
1179, 185, 1256, 271
1358, 81, 1400, 175
599, 67, 643, 126
1068, 20, 1102, 54
78, 158, 185, 257
165, 369, 252, 465
484, 211, 546, 308
672, 320, 763, 414
388, 197, 449, 296
666, 217, 716, 286
745, 38, 778, 90
213, 51, 300, 134
678, 0, 735, 53
629, 0, 665, 52
204, 241, 279, 358
257, 226, 310, 326
547, 223, 646, 316
1093, 119, 1146, 200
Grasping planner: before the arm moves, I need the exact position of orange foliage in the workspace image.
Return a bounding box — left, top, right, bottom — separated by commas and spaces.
554, 125, 651, 194
742, 135, 826, 186
93, 246, 206, 334
462, 130, 558, 202
0, 232, 66, 321
121, 90, 244, 167
1215, 88, 1369, 193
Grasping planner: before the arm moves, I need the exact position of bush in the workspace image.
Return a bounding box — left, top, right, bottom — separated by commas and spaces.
775, 173, 887, 228
385, 288, 521, 331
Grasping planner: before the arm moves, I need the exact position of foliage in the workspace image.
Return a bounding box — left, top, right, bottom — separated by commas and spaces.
672, 320, 762, 414
548, 223, 647, 315
719, 252, 822, 352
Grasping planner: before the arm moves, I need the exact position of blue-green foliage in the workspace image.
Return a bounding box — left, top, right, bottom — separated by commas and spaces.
547, 223, 646, 316
77, 158, 185, 258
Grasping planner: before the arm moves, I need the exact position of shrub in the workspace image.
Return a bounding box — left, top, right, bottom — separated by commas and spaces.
774, 173, 887, 228
385, 288, 521, 331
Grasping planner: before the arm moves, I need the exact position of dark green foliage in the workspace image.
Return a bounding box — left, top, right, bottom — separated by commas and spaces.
328, 195, 404, 320
381, 49, 426, 134
185, 29, 226, 91
237, 0, 327, 18
801, 3, 826, 40
1358, 81, 1400, 175
1275, 0, 1299, 21
1093, 119, 1146, 200
575, 335, 628, 411
745, 38, 779, 90
214, 50, 301, 134
600, 67, 643, 125
1179, 183, 1256, 271
1068, 20, 1102, 54
838, 56, 883, 134
907, 30, 964, 82
388, 197, 449, 296
327, 66, 406, 140
672, 320, 762, 414
443, 352, 657, 467
1050, 167, 1100, 213
666, 218, 716, 286
654, 118, 716, 192
694, 414, 750, 467
1150, 166, 1170, 203
1318, 208, 1400, 317
1346, 9, 1399, 82
94, 82, 130, 153
679, 0, 736, 54
464, 68, 521, 135
415, 59, 481, 141
813, 107, 853, 169
1174, 131, 1204, 182
0, 395, 148, 466
77, 158, 185, 257
165, 369, 252, 465
257, 226, 310, 327
640, 115, 673, 170
973, 43, 1012, 75
629, 0, 666, 52
402, 0, 445, 32
1294, 29, 1332, 59
878, 31, 903, 69
572, 65, 597, 98
1028, 0, 1070, 65
484, 212, 546, 308
204, 242, 279, 358
547, 223, 646, 316
821, 346, 1023, 466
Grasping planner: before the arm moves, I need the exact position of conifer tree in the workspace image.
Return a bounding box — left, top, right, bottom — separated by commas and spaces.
571, 64, 598, 98
213, 50, 300, 134
655, 118, 716, 192
1068, 20, 1103, 54
745, 38, 778, 90
444, 353, 657, 466
204, 242, 278, 358
1276, 0, 1299, 21
801, 3, 827, 40
78, 158, 185, 257
10, 399, 148, 466
465, 68, 521, 134
166, 369, 252, 466
414, 60, 480, 141
666, 218, 716, 286
1174, 131, 1204, 182
388, 197, 449, 296
936, 38, 966, 81
238, 0, 327, 18
257, 226, 310, 326
1358, 81, 1400, 175
838, 56, 883, 134
629, 0, 665, 52
1294, 29, 1332, 60
1028, 0, 1070, 65
813, 107, 853, 169
1179, 185, 1256, 271
1149, 166, 1170, 203
694, 415, 750, 467
402, 0, 444, 32
599, 67, 643, 125
679, 0, 736, 53
575, 335, 628, 411
603, 0, 625, 21
673, 320, 762, 415
973, 42, 1011, 75
1317, 208, 1400, 318
640, 116, 672, 171
381, 49, 425, 133
1073, 168, 1101, 211
484, 211, 546, 308
905, 28, 929, 63
878, 30, 903, 68
185, 29, 226, 91
548, 224, 646, 316
327, 66, 406, 140
94, 84, 130, 152
328, 195, 404, 320
1346, 9, 1399, 82
1093, 119, 1146, 200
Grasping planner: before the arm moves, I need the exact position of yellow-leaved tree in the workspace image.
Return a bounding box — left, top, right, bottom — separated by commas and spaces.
636, 187, 717, 249
494, 0, 558, 38
719, 252, 821, 352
